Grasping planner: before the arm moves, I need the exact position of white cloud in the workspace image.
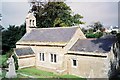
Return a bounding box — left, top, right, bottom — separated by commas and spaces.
1, 1, 118, 28
66, 0, 119, 2
2, 0, 28, 2
67, 2, 118, 26
2, 0, 120, 2
2, 2, 29, 27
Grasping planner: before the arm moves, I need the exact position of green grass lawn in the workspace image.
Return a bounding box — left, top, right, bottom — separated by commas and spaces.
17, 67, 86, 79
0, 55, 8, 67
17, 67, 58, 78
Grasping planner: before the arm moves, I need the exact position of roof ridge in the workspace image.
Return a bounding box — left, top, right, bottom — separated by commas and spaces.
15, 47, 31, 49
32, 26, 79, 30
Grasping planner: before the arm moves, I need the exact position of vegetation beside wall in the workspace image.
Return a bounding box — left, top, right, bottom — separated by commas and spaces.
82, 21, 104, 38
117, 33, 120, 43
86, 32, 103, 38
2, 24, 26, 55
0, 50, 19, 70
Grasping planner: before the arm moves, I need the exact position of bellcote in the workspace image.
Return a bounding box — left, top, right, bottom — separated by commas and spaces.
26, 12, 36, 32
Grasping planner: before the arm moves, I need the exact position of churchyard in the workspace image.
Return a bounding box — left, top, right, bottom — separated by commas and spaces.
0, 55, 85, 79
1, 67, 85, 79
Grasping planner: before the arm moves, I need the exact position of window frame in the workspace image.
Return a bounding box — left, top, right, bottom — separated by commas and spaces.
50, 53, 57, 63
30, 20, 32, 26
33, 20, 34, 26
40, 53, 45, 61
72, 59, 77, 68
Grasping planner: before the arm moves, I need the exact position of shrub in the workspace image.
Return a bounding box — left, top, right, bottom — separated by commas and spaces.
94, 32, 103, 38
86, 32, 103, 38
86, 33, 95, 38
111, 31, 117, 34
116, 33, 120, 43
1, 49, 19, 70
12, 54, 19, 70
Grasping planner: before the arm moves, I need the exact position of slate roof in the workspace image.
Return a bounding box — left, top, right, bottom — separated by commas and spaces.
70, 35, 116, 53
15, 47, 34, 56
19, 27, 78, 43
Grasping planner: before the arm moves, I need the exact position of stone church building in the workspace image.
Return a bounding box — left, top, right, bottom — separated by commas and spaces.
14, 13, 118, 78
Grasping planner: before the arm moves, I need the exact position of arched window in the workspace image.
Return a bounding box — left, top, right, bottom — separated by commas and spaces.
30, 20, 32, 26
33, 20, 34, 26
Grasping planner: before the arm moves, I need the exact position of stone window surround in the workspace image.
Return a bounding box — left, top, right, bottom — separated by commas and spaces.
50, 53, 57, 63
30, 19, 35, 26
72, 59, 78, 68
40, 53, 45, 61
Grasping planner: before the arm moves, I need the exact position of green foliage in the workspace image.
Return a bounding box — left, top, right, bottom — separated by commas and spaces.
95, 32, 103, 38
2, 24, 26, 54
88, 28, 94, 33
94, 21, 103, 30
0, 55, 8, 68
0, 69, 7, 78
81, 28, 87, 34
60, 74, 80, 78
86, 32, 103, 38
0, 49, 19, 70
18, 67, 57, 77
32, 2, 84, 27
117, 33, 120, 43
111, 31, 117, 34
86, 33, 95, 38
17, 67, 84, 79
0, 50, 14, 68
12, 54, 19, 70
87, 21, 103, 31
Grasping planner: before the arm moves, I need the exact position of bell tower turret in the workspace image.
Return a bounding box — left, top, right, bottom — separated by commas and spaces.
26, 12, 36, 33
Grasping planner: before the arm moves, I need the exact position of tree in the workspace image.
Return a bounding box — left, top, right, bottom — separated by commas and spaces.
2, 24, 26, 54
86, 32, 103, 38
0, 13, 2, 21
93, 21, 103, 31
30, 1, 84, 27
81, 28, 87, 34
88, 21, 103, 31
117, 33, 120, 44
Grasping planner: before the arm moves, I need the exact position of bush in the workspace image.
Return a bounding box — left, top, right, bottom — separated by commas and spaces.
111, 31, 117, 34
0, 55, 8, 68
86, 32, 103, 38
86, 33, 95, 38
94, 32, 103, 38
12, 54, 19, 70
1, 50, 19, 70
116, 33, 120, 43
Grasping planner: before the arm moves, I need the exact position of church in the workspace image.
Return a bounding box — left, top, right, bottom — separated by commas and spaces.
14, 12, 119, 78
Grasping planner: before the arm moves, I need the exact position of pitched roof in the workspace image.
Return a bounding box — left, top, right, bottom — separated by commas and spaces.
14, 47, 34, 56
70, 35, 116, 53
19, 27, 78, 43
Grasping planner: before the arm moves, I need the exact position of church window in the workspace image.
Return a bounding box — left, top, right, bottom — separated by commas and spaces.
30, 20, 32, 26
33, 20, 34, 26
50, 54, 57, 63
40, 53, 45, 61
72, 59, 77, 67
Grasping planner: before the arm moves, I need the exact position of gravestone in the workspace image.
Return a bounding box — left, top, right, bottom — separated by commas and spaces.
5, 55, 17, 78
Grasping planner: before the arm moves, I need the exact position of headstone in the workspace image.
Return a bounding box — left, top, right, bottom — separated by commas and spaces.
5, 55, 17, 78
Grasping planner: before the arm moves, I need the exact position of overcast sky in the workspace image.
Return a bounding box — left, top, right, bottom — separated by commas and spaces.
1, 0, 119, 28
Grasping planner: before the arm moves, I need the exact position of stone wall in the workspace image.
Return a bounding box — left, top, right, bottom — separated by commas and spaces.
18, 56, 35, 69
32, 46, 67, 74
65, 52, 110, 78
